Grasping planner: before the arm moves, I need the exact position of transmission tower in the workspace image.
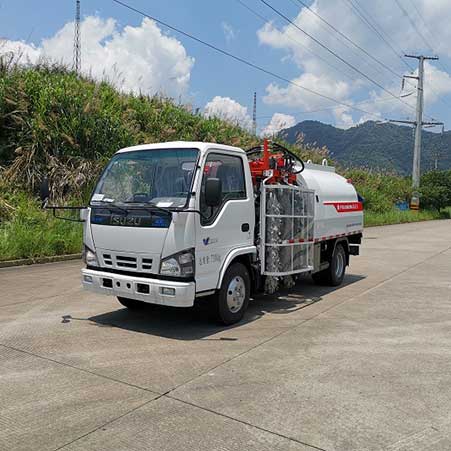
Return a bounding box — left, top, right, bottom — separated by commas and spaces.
252, 92, 257, 135
73, 0, 81, 73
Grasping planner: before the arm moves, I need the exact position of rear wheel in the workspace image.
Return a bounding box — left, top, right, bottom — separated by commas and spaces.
312, 242, 346, 286
212, 263, 250, 325
117, 297, 145, 310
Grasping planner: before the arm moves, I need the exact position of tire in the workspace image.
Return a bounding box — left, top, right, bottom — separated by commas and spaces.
117, 297, 145, 310
312, 242, 346, 287
212, 263, 250, 325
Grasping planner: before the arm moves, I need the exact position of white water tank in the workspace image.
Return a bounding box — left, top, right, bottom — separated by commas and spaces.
296, 162, 364, 240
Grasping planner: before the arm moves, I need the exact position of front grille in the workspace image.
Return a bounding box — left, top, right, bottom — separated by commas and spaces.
116, 255, 137, 269
102, 253, 153, 272
142, 258, 153, 271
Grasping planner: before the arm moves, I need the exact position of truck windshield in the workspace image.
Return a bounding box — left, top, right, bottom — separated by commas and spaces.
91, 148, 198, 208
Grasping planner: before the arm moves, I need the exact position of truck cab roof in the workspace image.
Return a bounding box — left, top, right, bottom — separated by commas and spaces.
116, 141, 245, 155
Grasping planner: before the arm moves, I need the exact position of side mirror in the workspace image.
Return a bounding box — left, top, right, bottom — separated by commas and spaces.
205, 177, 222, 207
40, 178, 50, 206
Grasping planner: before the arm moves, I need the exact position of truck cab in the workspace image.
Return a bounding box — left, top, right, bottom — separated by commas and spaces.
82, 142, 257, 324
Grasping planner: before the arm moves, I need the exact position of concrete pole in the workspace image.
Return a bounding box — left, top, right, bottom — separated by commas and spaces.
412, 56, 424, 189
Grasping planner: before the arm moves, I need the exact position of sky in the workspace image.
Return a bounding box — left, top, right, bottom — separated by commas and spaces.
1, 0, 451, 135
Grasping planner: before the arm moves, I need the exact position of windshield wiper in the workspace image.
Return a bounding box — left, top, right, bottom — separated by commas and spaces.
124, 201, 208, 220
122, 201, 172, 215
90, 199, 128, 214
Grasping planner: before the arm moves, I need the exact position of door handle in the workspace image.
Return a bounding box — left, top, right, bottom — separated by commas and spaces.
241, 223, 250, 232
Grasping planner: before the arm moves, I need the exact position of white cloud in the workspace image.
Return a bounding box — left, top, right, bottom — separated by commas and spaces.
257, 0, 451, 125
363, 62, 451, 120
221, 22, 236, 43
204, 96, 252, 129
263, 72, 351, 110
0, 16, 194, 98
261, 113, 296, 136
0, 40, 40, 64
332, 106, 356, 129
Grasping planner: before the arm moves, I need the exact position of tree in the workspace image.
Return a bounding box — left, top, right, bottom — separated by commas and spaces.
420, 170, 451, 210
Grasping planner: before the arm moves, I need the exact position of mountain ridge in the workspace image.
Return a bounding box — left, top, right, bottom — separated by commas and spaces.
279, 120, 451, 174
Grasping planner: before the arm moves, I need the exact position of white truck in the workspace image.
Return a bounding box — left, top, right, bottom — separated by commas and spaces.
43, 140, 363, 325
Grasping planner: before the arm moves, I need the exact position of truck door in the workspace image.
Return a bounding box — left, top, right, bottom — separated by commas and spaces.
195, 151, 254, 292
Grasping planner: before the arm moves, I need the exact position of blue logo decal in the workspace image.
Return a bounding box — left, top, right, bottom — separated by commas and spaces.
203, 237, 210, 245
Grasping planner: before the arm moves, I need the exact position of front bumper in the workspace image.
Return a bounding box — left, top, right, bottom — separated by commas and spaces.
81, 268, 195, 307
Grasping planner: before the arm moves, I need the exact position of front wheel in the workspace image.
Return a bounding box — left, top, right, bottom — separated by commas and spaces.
212, 263, 250, 325
312, 242, 346, 286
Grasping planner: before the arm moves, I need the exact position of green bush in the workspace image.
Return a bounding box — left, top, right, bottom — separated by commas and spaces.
420, 170, 451, 211
344, 168, 413, 212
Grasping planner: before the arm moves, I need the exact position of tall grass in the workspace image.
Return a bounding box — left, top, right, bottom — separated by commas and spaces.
0, 192, 81, 261
0, 61, 327, 199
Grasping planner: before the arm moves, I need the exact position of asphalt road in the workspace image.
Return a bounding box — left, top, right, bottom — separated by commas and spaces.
1, 220, 451, 451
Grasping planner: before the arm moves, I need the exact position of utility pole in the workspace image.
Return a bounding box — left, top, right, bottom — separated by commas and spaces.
431, 124, 445, 170
432, 148, 440, 170
252, 92, 257, 135
73, 0, 81, 73
389, 54, 442, 210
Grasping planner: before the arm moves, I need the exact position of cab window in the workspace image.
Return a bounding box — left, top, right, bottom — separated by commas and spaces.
200, 153, 246, 225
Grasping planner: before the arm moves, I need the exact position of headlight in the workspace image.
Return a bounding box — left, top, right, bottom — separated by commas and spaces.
160, 248, 195, 277
83, 245, 99, 267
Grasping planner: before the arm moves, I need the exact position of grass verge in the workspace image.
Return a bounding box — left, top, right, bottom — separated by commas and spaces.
364, 208, 450, 227
0, 194, 82, 262
1, 200, 450, 262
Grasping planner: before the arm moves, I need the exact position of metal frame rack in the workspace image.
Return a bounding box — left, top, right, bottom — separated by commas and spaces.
259, 179, 315, 276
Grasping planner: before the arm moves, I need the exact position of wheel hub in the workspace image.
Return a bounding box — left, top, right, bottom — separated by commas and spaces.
335, 250, 344, 278
226, 276, 246, 313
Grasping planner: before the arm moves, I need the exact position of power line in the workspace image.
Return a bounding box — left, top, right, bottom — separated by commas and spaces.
399, 0, 451, 78
237, 0, 423, 123
406, 0, 447, 71
407, 0, 451, 78
342, 0, 441, 121
256, 95, 400, 120
284, 0, 383, 78
258, 0, 419, 115
407, 0, 430, 34
290, 0, 408, 83
394, 0, 435, 53
406, 0, 447, 66
344, 0, 415, 73
111, 0, 384, 119
235, 0, 356, 82
392, 0, 451, 112
236, 0, 411, 123
343, 0, 421, 93
295, 0, 417, 98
